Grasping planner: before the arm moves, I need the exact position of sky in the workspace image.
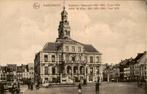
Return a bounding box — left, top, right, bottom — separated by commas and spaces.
0, 0, 146, 65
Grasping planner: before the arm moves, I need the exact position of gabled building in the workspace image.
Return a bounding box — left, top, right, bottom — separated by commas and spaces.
34, 7, 102, 84
6, 64, 17, 81
0, 66, 6, 81
28, 63, 34, 79
135, 51, 147, 81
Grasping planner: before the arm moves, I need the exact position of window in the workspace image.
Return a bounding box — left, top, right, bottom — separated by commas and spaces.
52, 67, 56, 75
44, 55, 48, 62
96, 68, 99, 74
65, 46, 69, 52
90, 67, 93, 75
85, 56, 87, 62
72, 46, 75, 52
73, 66, 78, 74
96, 56, 100, 63
45, 78, 48, 82
66, 54, 69, 61
59, 55, 62, 61
67, 66, 72, 74
89, 76, 93, 81
72, 56, 76, 62
44, 67, 48, 75
51, 55, 55, 62
90, 56, 93, 63
79, 56, 81, 61
78, 47, 81, 52
80, 66, 84, 75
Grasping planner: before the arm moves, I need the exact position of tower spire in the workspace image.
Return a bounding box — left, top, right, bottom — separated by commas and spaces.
63, 6, 65, 10
58, 7, 70, 39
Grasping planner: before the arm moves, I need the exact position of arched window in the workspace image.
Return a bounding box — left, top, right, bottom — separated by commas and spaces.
72, 56, 76, 62
67, 66, 72, 74
80, 66, 84, 75
73, 66, 78, 74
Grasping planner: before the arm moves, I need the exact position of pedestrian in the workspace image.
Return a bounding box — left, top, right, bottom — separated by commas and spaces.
27, 80, 30, 90
145, 79, 147, 94
95, 78, 100, 94
36, 82, 40, 90
83, 79, 87, 86
78, 83, 82, 94
30, 79, 34, 90
12, 80, 18, 94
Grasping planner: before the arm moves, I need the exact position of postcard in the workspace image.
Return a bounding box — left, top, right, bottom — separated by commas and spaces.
0, 0, 146, 94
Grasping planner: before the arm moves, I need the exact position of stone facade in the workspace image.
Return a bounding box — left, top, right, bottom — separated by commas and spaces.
34, 7, 102, 84
136, 51, 147, 81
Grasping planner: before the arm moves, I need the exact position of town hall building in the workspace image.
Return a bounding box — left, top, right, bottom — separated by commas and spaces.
34, 7, 102, 84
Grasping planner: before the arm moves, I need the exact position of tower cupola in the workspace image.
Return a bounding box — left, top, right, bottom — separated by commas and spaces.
58, 7, 70, 39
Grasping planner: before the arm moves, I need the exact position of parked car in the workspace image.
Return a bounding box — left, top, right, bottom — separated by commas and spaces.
0, 81, 5, 93
5, 82, 13, 91
10, 81, 20, 93
0, 81, 13, 92
0, 81, 20, 93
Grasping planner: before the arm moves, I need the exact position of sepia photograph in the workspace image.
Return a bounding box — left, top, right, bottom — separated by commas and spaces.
0, 0, 146, 94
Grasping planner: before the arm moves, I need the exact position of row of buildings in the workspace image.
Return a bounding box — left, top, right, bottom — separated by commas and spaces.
103, 51, 147, 82
0, 63, 34, 83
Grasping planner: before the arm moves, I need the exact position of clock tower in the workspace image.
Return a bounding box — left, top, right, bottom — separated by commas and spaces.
58, 7, 71, 39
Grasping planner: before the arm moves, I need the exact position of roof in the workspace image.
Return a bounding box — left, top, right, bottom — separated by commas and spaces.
83, 44, 99, 53
43, 42, 61, 52
42, 41, 101, 54
134, 53, 144, 61
119, 58, 133, 67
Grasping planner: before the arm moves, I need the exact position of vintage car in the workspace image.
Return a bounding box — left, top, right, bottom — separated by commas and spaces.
0, 81, 13, 92
0, 81, 5, 92
5, 82, 13, 90
0, 81, 20, 93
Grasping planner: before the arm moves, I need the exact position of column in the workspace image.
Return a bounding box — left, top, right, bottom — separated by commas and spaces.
84, 66, 87, 76
72, 66, 74, 75
65, 65, 67, 75
78, 66, 80, 75
72, 66, 74, 83
93, 67, 95, 82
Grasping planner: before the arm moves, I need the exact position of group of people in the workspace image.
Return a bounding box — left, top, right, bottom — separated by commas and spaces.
78, 78, 100, 94
137, 79, 147, 94
27, 79, 34, 90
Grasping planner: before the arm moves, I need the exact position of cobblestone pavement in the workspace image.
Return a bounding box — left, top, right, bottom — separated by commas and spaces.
22, 82, 144, 94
